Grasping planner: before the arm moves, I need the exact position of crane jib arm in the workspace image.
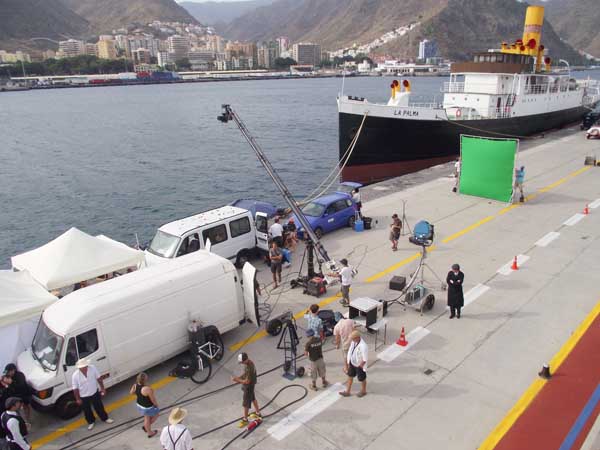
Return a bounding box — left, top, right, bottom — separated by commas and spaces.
218, 104, 330, 263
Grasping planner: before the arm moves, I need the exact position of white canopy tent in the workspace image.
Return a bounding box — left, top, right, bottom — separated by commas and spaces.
0, 270, 57, 368
11, 227, 145, 290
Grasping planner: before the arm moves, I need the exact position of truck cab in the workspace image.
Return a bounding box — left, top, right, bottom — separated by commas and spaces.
145, 206, 269, 267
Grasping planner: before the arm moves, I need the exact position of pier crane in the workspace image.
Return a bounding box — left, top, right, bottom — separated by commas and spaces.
217, 104, 336, 285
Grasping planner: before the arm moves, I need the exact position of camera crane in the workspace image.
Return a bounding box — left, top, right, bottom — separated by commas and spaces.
217, 104, 332, 280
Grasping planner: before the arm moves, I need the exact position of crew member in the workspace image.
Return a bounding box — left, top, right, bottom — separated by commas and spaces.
339, 331, 368, 398
333, 313, 356, 373
446, 263, 465, 319
352, 188, 362, 216
514, 166, 525, 202
72, 359, 114, 430
1, 397, 30, 450
453, 158, 461, 192
304, 304, 324, 340
268, 217, 284, 248
160, 407, 193, 450
269, 241, 283, 288
231, 353, 261, 428
389, 214, 402, 251
304, 329, 329, 391
3, 365, 32, 424
338, 258, 353, 306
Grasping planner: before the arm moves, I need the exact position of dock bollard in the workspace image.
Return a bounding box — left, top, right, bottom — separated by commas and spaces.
538, 364, 551, 379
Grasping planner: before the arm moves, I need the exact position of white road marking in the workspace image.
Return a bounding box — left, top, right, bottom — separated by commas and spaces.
377, 326, 430, 362
497, 254, 530, 275
589, 198, 600, 209
564, 213, 585, 226
463, 283, 491, 307
535, 231, 560, 247
267, 383, 344, 440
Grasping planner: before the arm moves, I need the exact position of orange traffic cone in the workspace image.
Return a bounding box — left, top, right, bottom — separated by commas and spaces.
396, 327, 408, 347
511, 256, 519, 271
584, 204, 589, 215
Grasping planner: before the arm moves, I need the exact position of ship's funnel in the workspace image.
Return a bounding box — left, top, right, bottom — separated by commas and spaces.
402, 79, 411, 93
544, 56, 552, 72
391, 79, 399, 99
522, 6, 544, 56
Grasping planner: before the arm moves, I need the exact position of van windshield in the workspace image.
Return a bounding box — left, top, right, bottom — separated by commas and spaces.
147, 230, 181, 258
31, 319, 64, 371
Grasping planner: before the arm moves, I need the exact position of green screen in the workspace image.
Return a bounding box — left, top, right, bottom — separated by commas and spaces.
459, 135, 518, 203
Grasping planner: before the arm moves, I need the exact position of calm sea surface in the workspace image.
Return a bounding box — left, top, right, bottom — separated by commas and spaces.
1, 70, 599, 265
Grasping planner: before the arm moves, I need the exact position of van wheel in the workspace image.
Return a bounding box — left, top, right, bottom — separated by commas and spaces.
205, 328, 224, 361
55, 392, 80, 420
314, 228, 323, 240
235, 251, 249, 269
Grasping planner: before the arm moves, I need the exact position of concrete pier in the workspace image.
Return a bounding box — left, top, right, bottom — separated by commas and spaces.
29, 125, 600, 449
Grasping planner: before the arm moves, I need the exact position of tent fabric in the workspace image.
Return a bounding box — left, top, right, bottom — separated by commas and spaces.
0, 270, 56, 327
11, 227, 144, 290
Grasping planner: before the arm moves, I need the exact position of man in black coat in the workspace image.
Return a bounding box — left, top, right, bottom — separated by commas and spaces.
446, 263, 464, 319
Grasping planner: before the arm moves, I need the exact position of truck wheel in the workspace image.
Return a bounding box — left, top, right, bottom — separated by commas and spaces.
55, 392, 80, 420
235, 250, 249, 269
205, 327, 224, 361
266, 318, 283, 336
314, 228, 323, 239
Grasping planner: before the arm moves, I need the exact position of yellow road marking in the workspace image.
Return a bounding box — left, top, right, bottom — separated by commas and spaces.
31, 377, 176, 449
34, 164, 591, 448
477, 300, 600, 450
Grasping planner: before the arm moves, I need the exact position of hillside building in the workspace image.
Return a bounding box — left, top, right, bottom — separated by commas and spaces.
418, 39, 438, 61
292, 43, 321, 66
85, 43, 98, 57
97, 40, 118, 60
257, 41, 280, 69
132, 48, 152, 65
168, 35, 190, 60
0, 50, 31, 63
58, 39, 86, 58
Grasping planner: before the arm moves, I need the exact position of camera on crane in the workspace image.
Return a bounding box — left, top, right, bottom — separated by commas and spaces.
217, 104, 233, 123
408, 220, 435, 247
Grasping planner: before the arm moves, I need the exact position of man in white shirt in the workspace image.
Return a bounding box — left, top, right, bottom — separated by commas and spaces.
1, 397, 30, 450
268, 217, 284, 248
160, 407, 194, 450
452, 158, 461, 192
338, 258, 354, 307
72, 359, 114, 430
339, 331, 368, 398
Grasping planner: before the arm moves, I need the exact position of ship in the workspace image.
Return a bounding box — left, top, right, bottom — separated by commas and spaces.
337, 6, 600, 184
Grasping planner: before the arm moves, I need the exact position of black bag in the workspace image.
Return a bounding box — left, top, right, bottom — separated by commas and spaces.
317, 309, 337, 337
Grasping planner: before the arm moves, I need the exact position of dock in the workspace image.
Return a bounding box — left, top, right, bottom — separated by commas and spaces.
29, 124, 600, 450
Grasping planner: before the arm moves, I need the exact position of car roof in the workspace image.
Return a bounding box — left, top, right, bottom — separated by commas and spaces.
159, 206, 249, 237
311, 193, 351, 206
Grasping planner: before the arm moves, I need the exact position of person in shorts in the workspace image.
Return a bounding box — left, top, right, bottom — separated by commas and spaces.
304, 329, 329, 391
390, 214, 402, 251
339, 331, 368, 398
514, 166, 525, 202
304, 304, 324, 340
232, 353, 261, 428
269, 241, 283, 288
129, 372, 159, 437
333, 313, 356, 373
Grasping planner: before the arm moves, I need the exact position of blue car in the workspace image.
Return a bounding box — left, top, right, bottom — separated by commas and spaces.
293, 193, 358, 239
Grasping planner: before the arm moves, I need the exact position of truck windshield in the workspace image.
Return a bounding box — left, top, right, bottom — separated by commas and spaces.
302, 202, 326, 217
147, 230, 181, 258
31, 319, 64, 371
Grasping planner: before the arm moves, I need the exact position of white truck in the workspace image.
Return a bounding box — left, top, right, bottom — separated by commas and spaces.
17, 250, 260, 419
145, 206, 270, 268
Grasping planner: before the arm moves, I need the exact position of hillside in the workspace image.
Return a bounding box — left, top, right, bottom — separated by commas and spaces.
376, 0, 583, 63
224, 0, 445, 50
60, 0, 198, 33
0, 0, 89, 42
180, 0, 274, 26
224, 0, 583, 64
545, 0, 600, 57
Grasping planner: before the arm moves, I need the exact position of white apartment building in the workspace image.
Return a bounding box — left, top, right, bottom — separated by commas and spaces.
58, 39, 86, 58
168, 35, 190, 60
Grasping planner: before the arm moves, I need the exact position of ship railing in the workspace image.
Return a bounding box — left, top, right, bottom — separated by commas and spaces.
491, 108, 512, 119
523, 84, 548, 95
442, 82, 465, 93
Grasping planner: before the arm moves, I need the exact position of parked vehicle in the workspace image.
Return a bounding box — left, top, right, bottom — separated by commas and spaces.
292, 193, 357, 239
17, 251, 260, 419
581, 111, 600, 130
145, 206, 269, 267
586, 125, 600, 139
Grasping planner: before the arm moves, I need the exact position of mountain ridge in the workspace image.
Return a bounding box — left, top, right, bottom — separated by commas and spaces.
180, 0, 274, 25
545, 0, 600, 58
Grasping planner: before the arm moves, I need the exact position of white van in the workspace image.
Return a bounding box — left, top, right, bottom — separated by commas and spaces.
17, 251, 260, 419
145, 206, 269, 267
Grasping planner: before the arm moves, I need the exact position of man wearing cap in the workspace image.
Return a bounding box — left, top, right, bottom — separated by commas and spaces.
160, 407, 193, 450
304, 328, 329, 391
446, 263, 465, 319
231, 353, 261, 428
0, 397, 30, 449
339, 331, 368, 398
72, 359, 113, 430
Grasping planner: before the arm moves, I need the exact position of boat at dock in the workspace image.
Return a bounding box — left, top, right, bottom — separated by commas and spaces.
337, 5, 600, 184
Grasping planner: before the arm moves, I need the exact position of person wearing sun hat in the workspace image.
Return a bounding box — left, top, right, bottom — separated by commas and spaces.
160, 407, 193, 450
72, 358, 113, 430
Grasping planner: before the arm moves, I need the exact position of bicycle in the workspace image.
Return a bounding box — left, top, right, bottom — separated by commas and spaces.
189, 325, 224, 384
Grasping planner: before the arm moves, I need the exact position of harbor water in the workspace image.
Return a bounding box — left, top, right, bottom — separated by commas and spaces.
1, 71, 599, 265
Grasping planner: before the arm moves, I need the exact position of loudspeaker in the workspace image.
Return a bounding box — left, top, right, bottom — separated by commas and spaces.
389, 275, 407, 291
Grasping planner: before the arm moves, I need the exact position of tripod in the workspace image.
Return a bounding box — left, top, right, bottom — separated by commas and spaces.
400, 200, 412, 236
411, 246, 446, 291
277, 317, 302, 380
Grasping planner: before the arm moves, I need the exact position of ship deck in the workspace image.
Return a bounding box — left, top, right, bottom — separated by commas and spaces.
29, 125, 600, 450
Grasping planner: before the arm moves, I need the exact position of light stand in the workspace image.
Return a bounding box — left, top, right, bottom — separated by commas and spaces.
400, 200, 412, 236
413, 246, 446, 291
276, 317, 304, 380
